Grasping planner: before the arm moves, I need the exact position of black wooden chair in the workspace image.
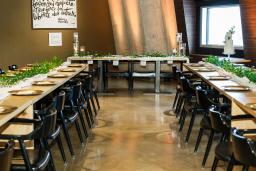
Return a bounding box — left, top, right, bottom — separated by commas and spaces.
192, 86, 229, 167
0, 140, 15, 171
0, 108, 57, 171
56, 91, 84, 157
231, 128, 256, 171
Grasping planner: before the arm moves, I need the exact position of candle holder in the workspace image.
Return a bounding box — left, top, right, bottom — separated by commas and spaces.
79, 46, 86, 57
180, 43, 187, 57
73, 32, 79, 57
176, 33, 183, 56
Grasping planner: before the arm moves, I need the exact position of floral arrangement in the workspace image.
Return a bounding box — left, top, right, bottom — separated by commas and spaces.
0, 56, 63, 86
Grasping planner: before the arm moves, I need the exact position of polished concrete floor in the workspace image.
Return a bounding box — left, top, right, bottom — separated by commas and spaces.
52, 78, 251, 171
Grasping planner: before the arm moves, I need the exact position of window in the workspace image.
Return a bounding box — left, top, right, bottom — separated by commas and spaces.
200, 5, 243, 48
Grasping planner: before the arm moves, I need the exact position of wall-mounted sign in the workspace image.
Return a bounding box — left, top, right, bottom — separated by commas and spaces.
49, 32, 62, 46
32, 0, 77, 29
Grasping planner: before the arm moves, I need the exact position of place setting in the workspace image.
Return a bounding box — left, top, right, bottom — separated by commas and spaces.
193, 67, 216, 72
68, 64, 83, 68
245, 103, 256, 110
47, 73, 69, 78
8, 89, 43, 96
187, 63, 205, 67
32, 80, 57, 86
58, 68, 77, 72
207, 75, 231, 80
222, 85, 251, 91
0, 105, 17, 114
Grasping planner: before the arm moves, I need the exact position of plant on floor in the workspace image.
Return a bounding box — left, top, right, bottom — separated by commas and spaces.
0, 56, 63, 86
206, 55, 256, 83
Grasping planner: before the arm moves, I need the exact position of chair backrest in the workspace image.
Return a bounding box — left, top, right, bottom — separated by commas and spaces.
195, 86, 214, 109
232, 128, 256, 167
56, 91, 65, 112
72, 81, 82, 101
38, 108, 58, 138
172, 65, 177, 79
83, 75, 92, 91
179, 76, 190, 93
0, 141, 14, 171
209, 107, 229, 133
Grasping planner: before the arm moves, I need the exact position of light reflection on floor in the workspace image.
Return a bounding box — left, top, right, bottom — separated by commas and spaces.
52, 79, 250, 171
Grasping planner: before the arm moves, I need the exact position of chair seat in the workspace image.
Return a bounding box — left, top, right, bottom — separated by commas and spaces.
48, 125, 61, 140
184, 102, 196, 112
215, 142, 233, 162
132, 72, 155, 77
107, 72, 129, 77
200, 116, 212, 129
11, 150, 50, 171
63, 108, 79, 123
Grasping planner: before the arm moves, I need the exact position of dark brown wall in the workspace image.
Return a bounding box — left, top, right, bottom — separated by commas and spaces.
0, 0, 115, 69
240, 0, 256, 59
183, 0, 197, 54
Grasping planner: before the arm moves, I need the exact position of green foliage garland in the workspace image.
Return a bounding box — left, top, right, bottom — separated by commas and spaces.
0, 57, 63, 86
206, 55, 256, 83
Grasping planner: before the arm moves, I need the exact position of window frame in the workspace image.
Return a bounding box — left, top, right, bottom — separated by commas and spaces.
199, 4, 244, 50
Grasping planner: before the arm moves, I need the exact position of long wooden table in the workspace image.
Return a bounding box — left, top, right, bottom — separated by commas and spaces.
67, 56, 189, 93
0, 64, 88, 128
184, 63, 256, 129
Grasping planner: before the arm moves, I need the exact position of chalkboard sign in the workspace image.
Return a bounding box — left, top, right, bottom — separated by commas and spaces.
32, 0, 77, 29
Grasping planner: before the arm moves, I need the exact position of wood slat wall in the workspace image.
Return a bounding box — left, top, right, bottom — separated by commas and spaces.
240, 0, 256, 59
174, 0, 197, 55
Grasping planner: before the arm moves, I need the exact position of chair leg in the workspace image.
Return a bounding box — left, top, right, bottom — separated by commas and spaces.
61, 122, 75, 156
77, 108, 89, 137
75, 120, 84, 144
179, 110, 187, 132
56, 135, 67, 163
93, 90, 100, 110
172, 90, 179, 109
242, 166, 249, 171
175, 96, 183, 115
194, 128, 204, 153
90, 95, 98, 116
185, 110, 196, 143
18, 140, 33, 171
87, 98, 95, 124
226, 158, 234, 171
211, 157, 219, 171
83, 107, 93, 129
44, 139, 56, 171
202, 130, 215, 167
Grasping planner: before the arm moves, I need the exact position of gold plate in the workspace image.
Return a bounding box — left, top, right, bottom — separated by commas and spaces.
58, 68, 76, 72
68, 64, 83, 67
48, 74, 68, 78
19, 68, 31, 72
189, 64, 205, 67
223, 86, 250, 91
208, 76, 231, 80
5, 73, 15, 77
32, 80, 56, 86
246, 103, 256, 110
0, 105, 17, 114
9, 89, 43, 96
26, 64, 34, 67
198, 68, 215, 72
